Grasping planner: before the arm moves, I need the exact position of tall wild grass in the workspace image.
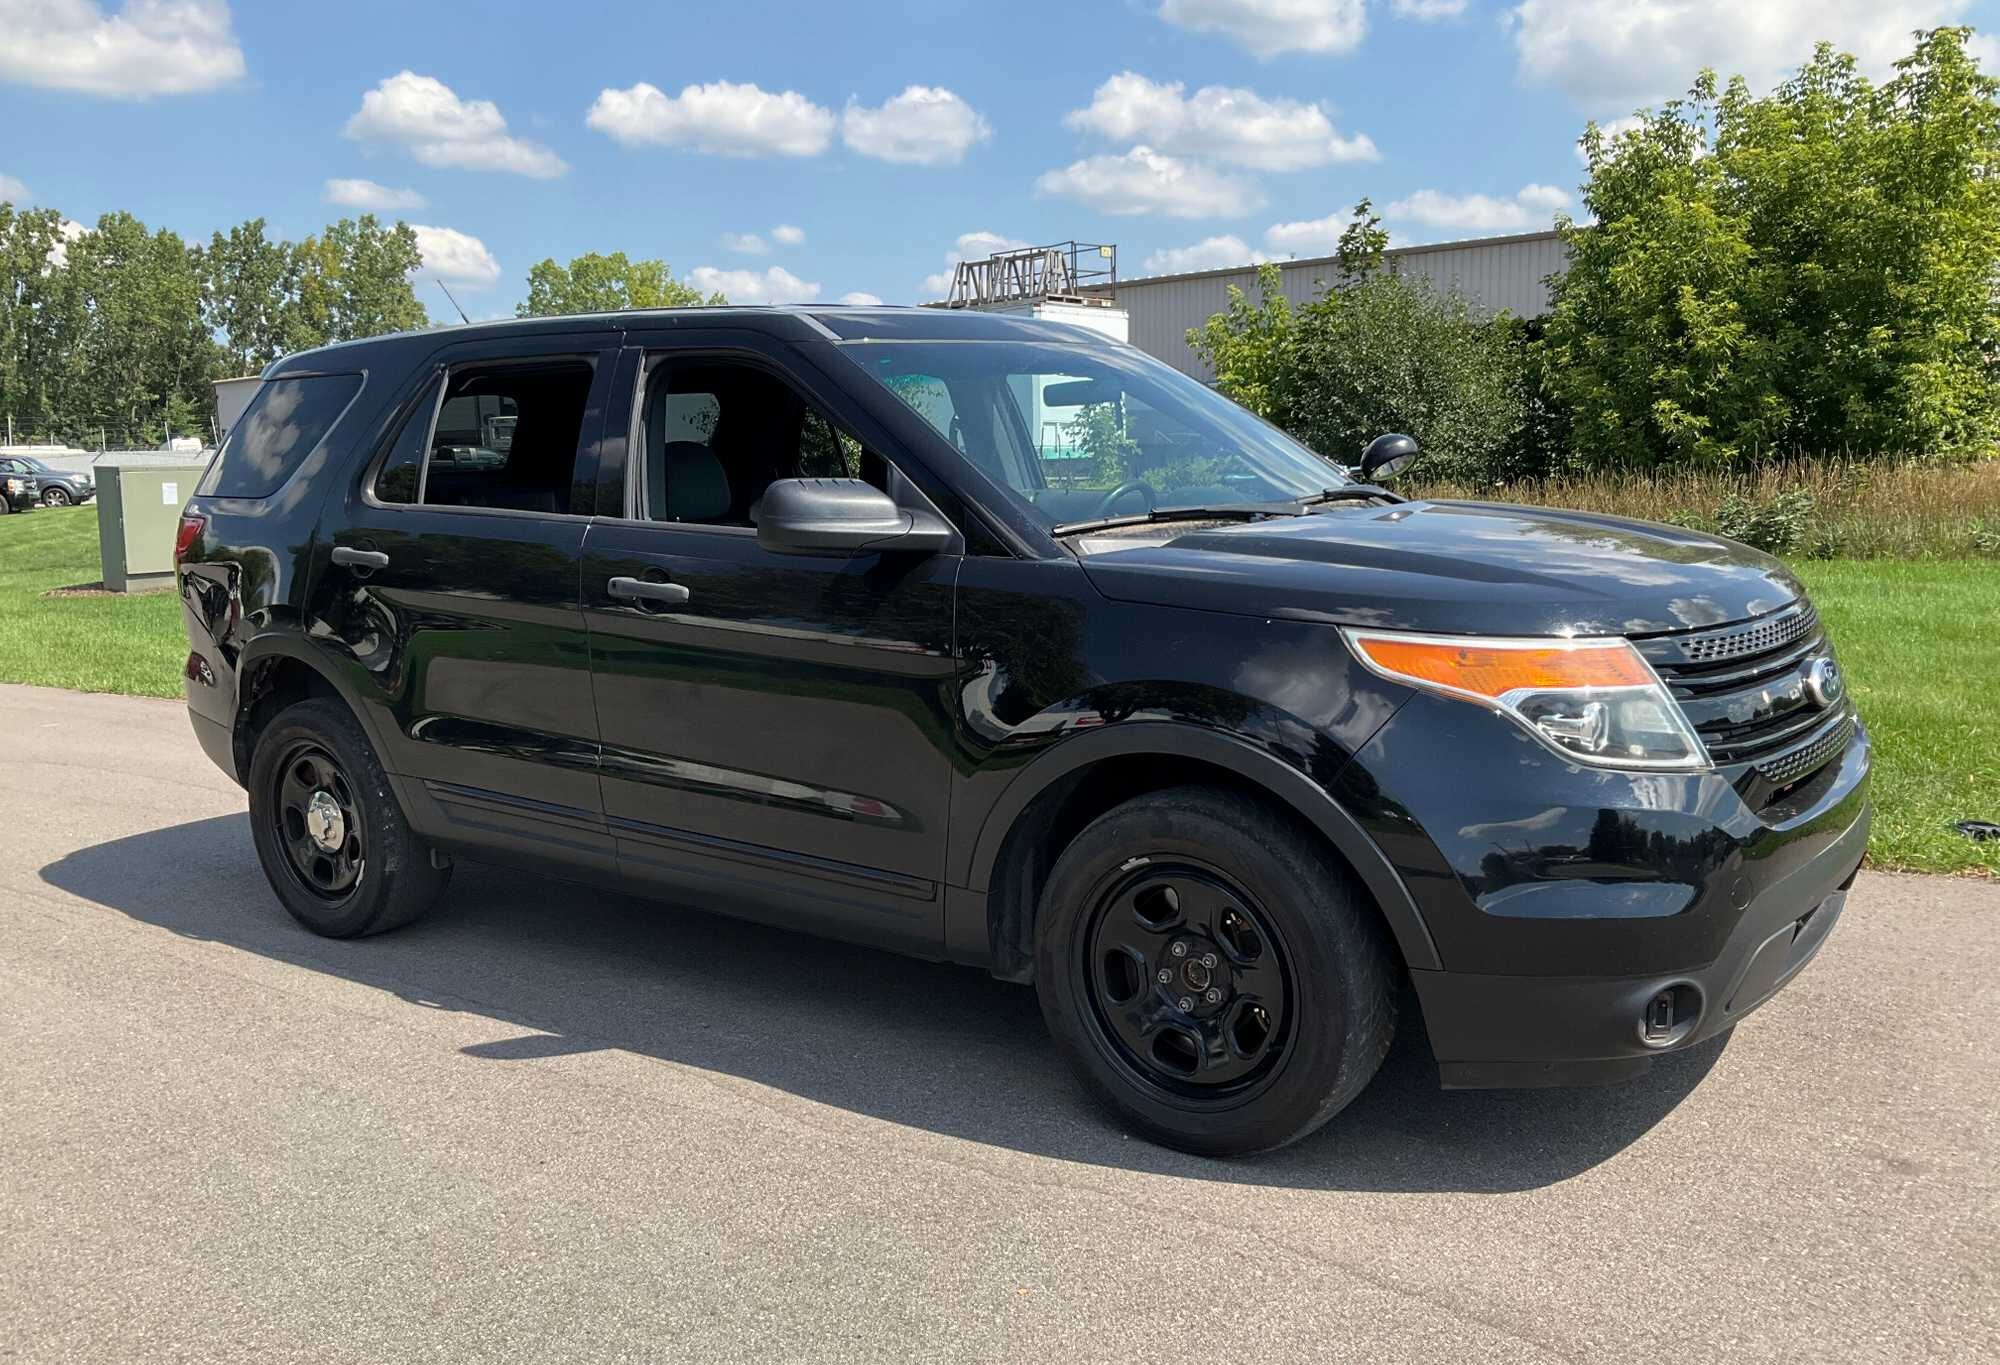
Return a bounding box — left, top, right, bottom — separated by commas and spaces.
1408, 460, 2000, 559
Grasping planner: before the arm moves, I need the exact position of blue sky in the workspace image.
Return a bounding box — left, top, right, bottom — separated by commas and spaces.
3, 0, 1996, 319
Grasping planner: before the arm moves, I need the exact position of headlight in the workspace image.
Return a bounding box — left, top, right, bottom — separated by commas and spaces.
1343, 629, 1709, 771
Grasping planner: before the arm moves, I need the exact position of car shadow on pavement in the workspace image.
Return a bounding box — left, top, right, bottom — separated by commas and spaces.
42, 814, 1727, 1193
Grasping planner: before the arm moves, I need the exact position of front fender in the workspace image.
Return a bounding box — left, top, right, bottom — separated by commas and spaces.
952, 713, 1439, 973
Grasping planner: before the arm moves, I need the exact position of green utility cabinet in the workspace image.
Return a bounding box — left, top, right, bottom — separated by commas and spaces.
96, 463, 207, 592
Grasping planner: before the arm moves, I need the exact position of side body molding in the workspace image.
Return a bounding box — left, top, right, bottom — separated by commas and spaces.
952, 720, 1441, 973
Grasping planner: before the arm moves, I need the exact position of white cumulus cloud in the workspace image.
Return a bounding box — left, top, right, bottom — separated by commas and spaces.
1065, 73, 1375, 171
1155, 0, 1366, 57
1386, 183, 1570, 235
346, 72, 566, 178
772, 224, 806, 245
1508, 0, 1972, 112
0, 172, 29, 204
1393, 0, 1467, 17
839, 291, 885, 306
0, 0, 245, 97
587, 80, 835, 156
324, 177, 426, 212
684, 264, 820, 304
1264, 211, 1350, 255
410, 224, 500, 287
721, 232, 769, 255
1142, 235, 1264, 275
842, 86, 991, 165
48, 218, 88, 268
1035, 145, 1261, 219
920, 229, 1030, 297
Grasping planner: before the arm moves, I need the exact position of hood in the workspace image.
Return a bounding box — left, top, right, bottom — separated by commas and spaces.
1076, 500, 1803, 637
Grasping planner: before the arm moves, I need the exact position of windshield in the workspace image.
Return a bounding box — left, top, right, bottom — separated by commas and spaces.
838, 339, 1345, 529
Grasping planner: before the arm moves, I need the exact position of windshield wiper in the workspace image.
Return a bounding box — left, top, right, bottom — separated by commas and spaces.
1053, 502, 1300, 537
1299, 484, 1403, 507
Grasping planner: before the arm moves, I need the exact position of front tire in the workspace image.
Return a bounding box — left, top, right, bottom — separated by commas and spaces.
41, 486, 71, 507
247, 698, 451, 937
1034, 787, 1396, 1156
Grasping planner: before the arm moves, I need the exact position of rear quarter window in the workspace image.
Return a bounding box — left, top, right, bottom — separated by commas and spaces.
197, 373, 364, 498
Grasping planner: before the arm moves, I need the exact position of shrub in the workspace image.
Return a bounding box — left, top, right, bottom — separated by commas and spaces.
1541, 27, 2000, 468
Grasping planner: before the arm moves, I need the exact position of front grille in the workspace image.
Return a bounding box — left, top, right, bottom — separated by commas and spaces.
1635, 601, 1850, 783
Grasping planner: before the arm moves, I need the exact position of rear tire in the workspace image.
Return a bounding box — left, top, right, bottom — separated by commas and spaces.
247, 698, 450, 937
1034, 786, 1396, 1156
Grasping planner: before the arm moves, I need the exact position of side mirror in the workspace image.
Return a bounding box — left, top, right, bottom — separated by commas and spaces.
1359, 433, 1421, 482
756, 478, 951, 556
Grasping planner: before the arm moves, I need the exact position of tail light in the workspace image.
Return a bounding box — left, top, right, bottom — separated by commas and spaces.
173, 512, 207, 566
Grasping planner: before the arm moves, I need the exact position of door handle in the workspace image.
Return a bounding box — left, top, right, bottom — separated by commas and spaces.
607, 576, 691, 606
331, 546, 390, 571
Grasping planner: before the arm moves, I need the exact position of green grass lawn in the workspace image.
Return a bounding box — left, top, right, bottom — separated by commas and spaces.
0, 504, 185, 698
1793, 561, 1998, 877
0, 504, 1993, 874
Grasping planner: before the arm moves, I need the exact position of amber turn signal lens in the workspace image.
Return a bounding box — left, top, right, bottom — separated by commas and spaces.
1346, 632, 1654, 700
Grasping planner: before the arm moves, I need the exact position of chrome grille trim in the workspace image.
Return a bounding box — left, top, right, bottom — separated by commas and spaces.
1753, 710, 1856, 787
1637, 600, 1850, 789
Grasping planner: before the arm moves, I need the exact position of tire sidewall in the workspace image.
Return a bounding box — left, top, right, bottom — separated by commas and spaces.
1035, 791, 1388, 1155
248, 700, 405, 938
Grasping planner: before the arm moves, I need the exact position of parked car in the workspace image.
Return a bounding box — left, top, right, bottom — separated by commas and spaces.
0, 465, 40, 513
176, 308, 1870, 1155
0, 455, 92, 506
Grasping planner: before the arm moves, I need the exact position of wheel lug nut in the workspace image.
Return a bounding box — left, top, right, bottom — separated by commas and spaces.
1177, 996, 1194, 1012
1201, 953, 1217, 969
1170, 942, 1187, 958
1204, 987, 1222, 1004
1156, 968, 1172, 984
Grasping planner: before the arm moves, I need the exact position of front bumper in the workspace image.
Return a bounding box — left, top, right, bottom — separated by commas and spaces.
1411, 808, 1864, 1087
1335, 685, 1872, 1087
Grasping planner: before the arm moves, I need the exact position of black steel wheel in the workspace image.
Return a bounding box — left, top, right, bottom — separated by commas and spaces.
1035, 786, 1396, 1156
41, 486, 71, 507
247, 697, 451, 938
270, 741, 366, 899
1081, 861, 1292, 1098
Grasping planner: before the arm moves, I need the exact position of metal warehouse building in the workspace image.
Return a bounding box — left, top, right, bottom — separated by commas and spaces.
1072, 229, 1569, 379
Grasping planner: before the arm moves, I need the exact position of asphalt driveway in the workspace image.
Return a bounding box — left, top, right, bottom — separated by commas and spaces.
2, 682, 1994, 1362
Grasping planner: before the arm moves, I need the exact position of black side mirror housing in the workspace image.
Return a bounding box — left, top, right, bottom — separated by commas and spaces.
1359, 433, 1421, 482
756, 478, 951, 556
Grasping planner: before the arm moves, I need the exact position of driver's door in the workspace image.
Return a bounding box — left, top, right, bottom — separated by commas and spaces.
580, 334, 963, 952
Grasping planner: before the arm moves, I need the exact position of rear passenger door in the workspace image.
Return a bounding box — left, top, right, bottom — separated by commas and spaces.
308, 330, 621, 878
579, 331, 961, 952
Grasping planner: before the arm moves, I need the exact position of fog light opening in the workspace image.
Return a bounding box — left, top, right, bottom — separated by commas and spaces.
1638, 983, 1702, 1049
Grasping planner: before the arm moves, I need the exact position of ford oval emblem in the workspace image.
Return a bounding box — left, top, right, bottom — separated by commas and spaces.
1805, 657, 1844, 708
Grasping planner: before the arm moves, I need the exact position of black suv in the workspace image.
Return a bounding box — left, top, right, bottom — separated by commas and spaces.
0, 460, 41, 513
177, 308, 1869, 1155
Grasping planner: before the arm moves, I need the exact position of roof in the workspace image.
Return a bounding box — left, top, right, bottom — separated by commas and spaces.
266, 304, 1119, 376
1075, 228, 1567, 293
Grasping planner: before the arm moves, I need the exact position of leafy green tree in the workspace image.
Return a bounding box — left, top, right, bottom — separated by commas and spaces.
1186, 263, 1295, 423
1544, 27, 2000, 465
63, 211, 217, 444
517, 251, 721, 317
1189, 202, 1531, 479
200, 218, 303, 373
293, 215, 429, 345
0, 204, 84, 440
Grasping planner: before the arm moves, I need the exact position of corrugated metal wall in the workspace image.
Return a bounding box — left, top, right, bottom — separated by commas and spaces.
1077, 230, 1570, 379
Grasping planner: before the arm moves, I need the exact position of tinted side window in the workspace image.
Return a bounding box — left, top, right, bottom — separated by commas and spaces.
198, 374, 363, 498
373, 376, 443, 505
636, 360, 884, 525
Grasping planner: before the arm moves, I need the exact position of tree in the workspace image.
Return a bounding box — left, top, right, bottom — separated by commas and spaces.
292, 215, 429, 345
63, 211, 217, 444
1543, 27, 2000, 465
516, 251, 721, 317
201, 218, 302, 373
1188, 202, 1532, 479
